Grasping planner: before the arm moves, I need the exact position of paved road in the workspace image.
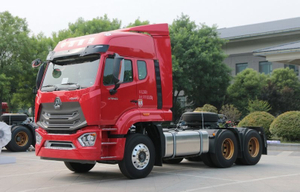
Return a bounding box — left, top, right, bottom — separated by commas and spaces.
0, 149, 300, 192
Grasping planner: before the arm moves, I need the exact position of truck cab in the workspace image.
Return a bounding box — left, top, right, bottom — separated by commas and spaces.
34, 24, 173, 178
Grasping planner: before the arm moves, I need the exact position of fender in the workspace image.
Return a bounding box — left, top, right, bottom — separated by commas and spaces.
113, 108, 166, 135
109, 108, 166, 164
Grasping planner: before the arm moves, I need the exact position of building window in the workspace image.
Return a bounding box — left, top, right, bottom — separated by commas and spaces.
259, 61, 272, 74
284, 64, 299, 76
236, 63, 248, 74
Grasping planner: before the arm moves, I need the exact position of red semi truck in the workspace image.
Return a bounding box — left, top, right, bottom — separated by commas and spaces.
33, 24, 267, 179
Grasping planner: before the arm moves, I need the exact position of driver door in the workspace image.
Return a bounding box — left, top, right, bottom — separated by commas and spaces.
100, 56, 137, 125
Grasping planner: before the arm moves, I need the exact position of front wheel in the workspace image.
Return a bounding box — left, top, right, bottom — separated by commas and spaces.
118, 134, 155, 179
64, 162, 95, 173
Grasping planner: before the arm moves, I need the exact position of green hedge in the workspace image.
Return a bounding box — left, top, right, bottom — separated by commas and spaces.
270, 111, 300, 141
238, 111, 275, 139
194, 104, 218, 113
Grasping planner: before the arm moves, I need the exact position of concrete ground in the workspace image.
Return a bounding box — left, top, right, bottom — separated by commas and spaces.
0, 145, 300, 192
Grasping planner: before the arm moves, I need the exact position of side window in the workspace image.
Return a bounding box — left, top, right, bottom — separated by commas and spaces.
137, 60, 147, 80
103, 58, 133, 86
123, 60, 133, 83
103, 58, 114, 85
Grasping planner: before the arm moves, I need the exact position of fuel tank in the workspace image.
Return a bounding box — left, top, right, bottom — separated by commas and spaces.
163, 130, 209, 158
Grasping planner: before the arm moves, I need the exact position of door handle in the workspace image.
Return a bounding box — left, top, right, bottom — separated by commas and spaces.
130, 100, 138, 103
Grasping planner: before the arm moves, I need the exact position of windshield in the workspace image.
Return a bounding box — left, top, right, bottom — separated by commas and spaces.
41, 55, 100, 92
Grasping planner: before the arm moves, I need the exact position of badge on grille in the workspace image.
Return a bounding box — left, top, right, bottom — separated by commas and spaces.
54, 97, 62, 109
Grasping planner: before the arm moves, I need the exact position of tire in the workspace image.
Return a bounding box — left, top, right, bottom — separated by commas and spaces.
5, 126, 32, 152
237, 130, 262, 165
64, 162, 95, 173
118, 134, 155, 179
163, 158, 183, 164
210, 130, 238, 168
201, 153, 216, 167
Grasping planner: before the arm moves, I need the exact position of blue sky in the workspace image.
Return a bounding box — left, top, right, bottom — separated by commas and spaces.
2, 0, 300, 37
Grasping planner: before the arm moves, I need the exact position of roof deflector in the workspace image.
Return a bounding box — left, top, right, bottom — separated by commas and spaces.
118, 23, 169, 36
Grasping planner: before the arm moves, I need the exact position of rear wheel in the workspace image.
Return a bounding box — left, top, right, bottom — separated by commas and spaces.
163, 158, 183, 164
6, 126, 32, 152
118, 134, 155, 179
236, 130, 262, 165
211, 130, 238, 168
64, 162, 95, 173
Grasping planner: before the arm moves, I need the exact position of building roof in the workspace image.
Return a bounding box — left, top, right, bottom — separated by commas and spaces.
218, 17, 300, 40
254, 41, 300, 55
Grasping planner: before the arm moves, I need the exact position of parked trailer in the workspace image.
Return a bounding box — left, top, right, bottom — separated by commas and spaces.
32, 24, 267, 179
1, 113, 37, 152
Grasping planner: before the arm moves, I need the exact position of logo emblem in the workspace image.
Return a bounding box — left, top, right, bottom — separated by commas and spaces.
54, 97, 62, 109
138, 99, 143, 108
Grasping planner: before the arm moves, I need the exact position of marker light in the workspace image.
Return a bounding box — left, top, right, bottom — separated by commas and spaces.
36, 131, 42, 145
78, 133, 97, 147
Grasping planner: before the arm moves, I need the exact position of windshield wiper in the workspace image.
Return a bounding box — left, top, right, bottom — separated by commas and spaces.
41, 84, 59, 92
61, 82, 81, 90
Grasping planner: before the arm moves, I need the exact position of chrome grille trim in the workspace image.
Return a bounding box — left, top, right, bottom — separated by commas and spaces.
44, 141, 75, 150
37, 102, 87, 131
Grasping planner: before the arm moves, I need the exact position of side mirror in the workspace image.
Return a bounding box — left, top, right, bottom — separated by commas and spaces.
110, 53, 125, 95
36, 62, 47, 89
32, 59, 42, 68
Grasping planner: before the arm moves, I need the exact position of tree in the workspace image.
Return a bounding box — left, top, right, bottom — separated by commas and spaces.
170, 14, 231, 121
227, 68, 267, 116
261, 68, 300, 115
125, 18, 150, 27
219, 104, 241, 124
247, 99, 271, 113
52, 15, 121, 45
10, 34, 53, 114
0, 11, 31, 114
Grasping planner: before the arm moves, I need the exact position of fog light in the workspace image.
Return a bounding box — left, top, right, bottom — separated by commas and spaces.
78, 133, 96, 147
36, 132, 42, 145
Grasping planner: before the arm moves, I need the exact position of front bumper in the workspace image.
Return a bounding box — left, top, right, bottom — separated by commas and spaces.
35, 126, 102, 161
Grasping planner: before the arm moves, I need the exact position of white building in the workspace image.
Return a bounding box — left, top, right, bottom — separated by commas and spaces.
218, 17, 300, 76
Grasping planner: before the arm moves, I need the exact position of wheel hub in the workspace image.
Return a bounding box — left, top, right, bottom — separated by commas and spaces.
248, 137, 259, 157
222, 138, 234, 160
131, 143, 150, 170
15, 131, 28, 147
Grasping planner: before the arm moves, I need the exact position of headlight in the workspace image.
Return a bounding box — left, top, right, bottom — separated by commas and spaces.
78, 133, 96, 147
36, 131, 42, 145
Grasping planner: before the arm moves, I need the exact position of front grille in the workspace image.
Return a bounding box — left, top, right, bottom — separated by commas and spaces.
37, 102, 87, 132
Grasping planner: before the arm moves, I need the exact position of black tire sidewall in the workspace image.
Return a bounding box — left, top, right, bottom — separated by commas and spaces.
201, 153, 216, 167
242, 130, 262, 165
64, 162, 95, 173
119, 134, 155, 179
211, 130, 238, 168
6, 126, 32, 152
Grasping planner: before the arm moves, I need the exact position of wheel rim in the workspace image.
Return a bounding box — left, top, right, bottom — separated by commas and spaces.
131, 143, 150, 170
15, 131, 29, 147
222, 138, 234, 160
248, 137, 259, 157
